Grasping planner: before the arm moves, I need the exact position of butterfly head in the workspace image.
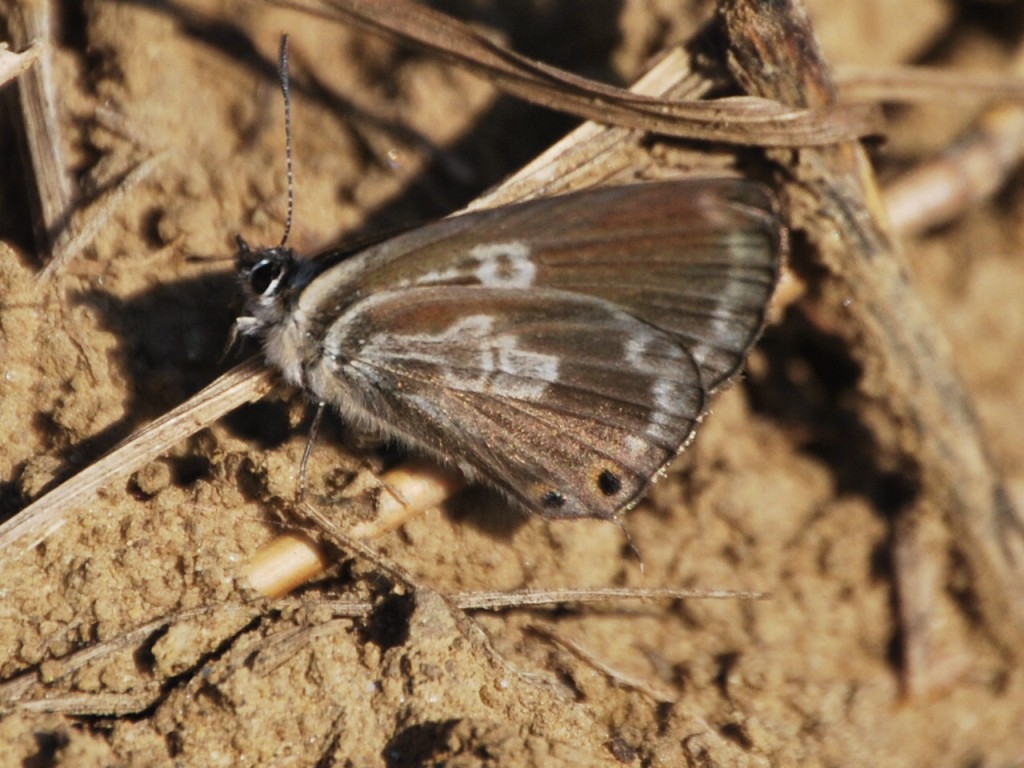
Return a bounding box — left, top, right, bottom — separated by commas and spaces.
234, 235, 298, 339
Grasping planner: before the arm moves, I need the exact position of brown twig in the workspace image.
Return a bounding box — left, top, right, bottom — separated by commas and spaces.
718, 0, 1024, 681
2, 0, 76, 264
0, 357, 276, 549
838, 64, 1024, 105
274, 0, 881, 147
879, 41, 1024, 235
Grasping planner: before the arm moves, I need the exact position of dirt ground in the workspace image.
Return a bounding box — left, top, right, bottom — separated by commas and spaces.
2, 0, 1024, 766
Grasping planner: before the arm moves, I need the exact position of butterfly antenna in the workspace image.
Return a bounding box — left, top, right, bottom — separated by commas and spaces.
277, 33, 295, 248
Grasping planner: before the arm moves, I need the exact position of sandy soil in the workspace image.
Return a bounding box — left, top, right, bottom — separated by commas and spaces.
2, 1, 1024, 766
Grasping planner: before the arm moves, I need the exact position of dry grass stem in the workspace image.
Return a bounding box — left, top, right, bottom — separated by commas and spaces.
2, 0, 75, 264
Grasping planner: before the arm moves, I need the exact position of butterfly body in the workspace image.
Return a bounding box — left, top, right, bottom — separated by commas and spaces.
236, 179, 784, 520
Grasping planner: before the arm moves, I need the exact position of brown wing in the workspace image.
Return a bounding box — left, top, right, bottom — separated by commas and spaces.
297, 179, 782, 392
292, 180, 782, 518
306, 287, 705, 519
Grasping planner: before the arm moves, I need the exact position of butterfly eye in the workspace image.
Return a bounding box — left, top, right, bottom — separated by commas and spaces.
249, 259, 282, 296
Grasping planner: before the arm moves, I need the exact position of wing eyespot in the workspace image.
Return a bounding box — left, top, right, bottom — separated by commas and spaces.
597, 469, 622, 497
541, 490, 566, 509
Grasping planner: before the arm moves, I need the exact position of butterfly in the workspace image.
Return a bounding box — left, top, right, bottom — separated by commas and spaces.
234, 179, 783, 521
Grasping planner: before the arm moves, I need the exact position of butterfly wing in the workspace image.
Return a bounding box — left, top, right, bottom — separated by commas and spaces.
306, 287, 706, 519
284, 179, 783, 519
297, 180, 782, 392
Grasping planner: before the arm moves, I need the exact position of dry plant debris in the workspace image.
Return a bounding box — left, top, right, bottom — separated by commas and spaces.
1, 0, 1024, 765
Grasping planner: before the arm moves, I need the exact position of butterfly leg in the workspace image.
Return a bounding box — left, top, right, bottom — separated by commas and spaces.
296, 400, 326, 504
